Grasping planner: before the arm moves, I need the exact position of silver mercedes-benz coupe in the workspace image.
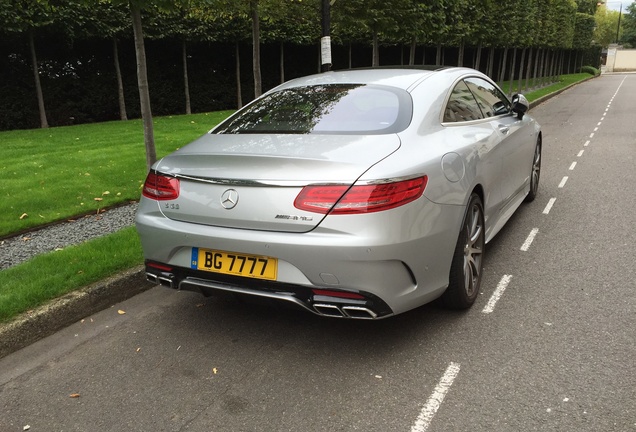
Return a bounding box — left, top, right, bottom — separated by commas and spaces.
136, 66, 541, 319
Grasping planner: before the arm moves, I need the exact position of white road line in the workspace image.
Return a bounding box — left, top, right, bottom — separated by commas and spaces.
558, 176, 568, 188
543, 198, 556, 214
597, 122, 602, 126
482, 275, 513, 314
410, 362, 461, 432
589, 132, 595, 138
594, 127, 598, 132
521, 228, 539, 251
569, 162, 577, 170
577, 150, 584, 157
584, 140, 590, 147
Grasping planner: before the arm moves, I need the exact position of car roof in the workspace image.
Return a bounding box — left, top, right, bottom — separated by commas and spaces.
274, 66, 481, 93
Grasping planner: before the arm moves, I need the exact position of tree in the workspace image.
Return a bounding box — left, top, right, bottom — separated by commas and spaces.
622, 2, 636, 47
0, 0, 56, 128
595, 5, 623, 46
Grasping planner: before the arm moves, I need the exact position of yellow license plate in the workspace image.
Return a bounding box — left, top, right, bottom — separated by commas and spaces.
191, 248, 278, 280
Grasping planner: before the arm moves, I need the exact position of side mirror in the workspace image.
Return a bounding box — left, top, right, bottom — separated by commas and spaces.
511, 94, 529, 119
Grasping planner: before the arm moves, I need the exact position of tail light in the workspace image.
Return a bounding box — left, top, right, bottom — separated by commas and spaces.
142, 172, 180, 200
294, 176, 427, 214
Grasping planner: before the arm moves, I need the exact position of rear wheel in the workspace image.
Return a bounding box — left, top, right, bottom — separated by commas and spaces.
524, 137, 541, 203
442, 193, 485, 309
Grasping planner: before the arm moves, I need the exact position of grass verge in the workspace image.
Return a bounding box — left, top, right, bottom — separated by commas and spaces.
0, 227, 142, 323
0, 73, 598, 324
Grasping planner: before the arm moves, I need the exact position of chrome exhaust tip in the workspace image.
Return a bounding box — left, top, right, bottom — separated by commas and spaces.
146, 272, 175, 289
341, 306, 377, 319
313, 304, 345, 318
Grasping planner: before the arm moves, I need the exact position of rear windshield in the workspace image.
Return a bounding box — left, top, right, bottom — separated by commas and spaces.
214, 84, 412, 135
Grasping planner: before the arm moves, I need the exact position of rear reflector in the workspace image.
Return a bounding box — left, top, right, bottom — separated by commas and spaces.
295, 176, 427, 214
142, 172, 180, 201
312, 289, 366, 300
147, 262, 173, 271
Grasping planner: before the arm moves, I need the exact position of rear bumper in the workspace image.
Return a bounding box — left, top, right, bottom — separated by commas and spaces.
145, 261, 393, 319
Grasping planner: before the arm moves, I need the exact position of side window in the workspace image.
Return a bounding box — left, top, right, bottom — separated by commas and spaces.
464, 77, 511, 118
443, 80, 484, 123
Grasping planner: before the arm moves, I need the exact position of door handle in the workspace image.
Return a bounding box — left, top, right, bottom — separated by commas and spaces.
498, 124, 510, 135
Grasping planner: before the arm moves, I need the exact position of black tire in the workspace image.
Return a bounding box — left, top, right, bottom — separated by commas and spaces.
524, 136, 542, 203
442, 193, 485, 309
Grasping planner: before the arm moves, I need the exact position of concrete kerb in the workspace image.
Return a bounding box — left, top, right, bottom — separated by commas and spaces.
0, 73, 601, 360
0, 266, 154, 359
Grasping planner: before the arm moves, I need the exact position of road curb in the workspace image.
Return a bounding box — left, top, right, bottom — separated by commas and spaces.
0, 266, 154, 359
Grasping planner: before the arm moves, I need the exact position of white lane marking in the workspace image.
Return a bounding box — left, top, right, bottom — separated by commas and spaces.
594, 127, 598, 132
558, 176, 568, 188
597, 122, 602, 126
577, 150, 584, 157
590, 133, 595, 138
410, 362, 461, 432
569, 162, 577, 170
521, 228, 539, 251
482, 275, 513, 314
543, 198, 556, 214
584, 140, 590, 147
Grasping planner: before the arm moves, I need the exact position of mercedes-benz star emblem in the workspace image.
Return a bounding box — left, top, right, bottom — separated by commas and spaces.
220, 189, 239, 209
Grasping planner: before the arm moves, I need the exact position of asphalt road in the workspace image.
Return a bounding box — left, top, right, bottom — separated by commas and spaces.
1, 74, 635, 432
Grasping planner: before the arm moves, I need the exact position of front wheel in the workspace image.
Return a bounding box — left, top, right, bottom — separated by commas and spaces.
442, 193, 485, 309
524, 137, 541, 203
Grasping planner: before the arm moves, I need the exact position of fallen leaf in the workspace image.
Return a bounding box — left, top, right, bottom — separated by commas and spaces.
212, 368, 218, 374
22, 237, 32, 242
196, 303, 205, 308
136, 347, 141, 353
117, 310, 126, 315
102, 191, 110, 196
23, 426, 31, 431
94, 197, 103, 201
374, 375, 382, 379
69, 393, 81, 398
19, 213, 28, 220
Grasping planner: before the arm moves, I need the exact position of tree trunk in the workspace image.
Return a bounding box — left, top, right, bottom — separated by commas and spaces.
499, 47, 509, 83
182, 39, 191, 115
524, 47, 533, 92
28, 29, 48, 128
532, 48, 540, 88
250, 0, 262, 98
487, 47, 495, 78
348, 42, 352, 69
517, 47, 526, 96
474, 42, 482, 71
457, 40, 464, 67
235, 42, 243, 109
436, 43, 441, 65
280, 41, 284, 83
372, 30, 379, 66
409, 37, 416, 66
130, 4, 156, 171
113, 37, 127, 121
508, 47, 517, 97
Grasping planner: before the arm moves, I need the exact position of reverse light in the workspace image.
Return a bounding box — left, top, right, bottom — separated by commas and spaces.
294, 176, 427, 214
142, 172, 180, 201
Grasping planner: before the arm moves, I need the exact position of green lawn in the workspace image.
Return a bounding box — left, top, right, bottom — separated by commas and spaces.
0, 72, 596, 323
0, 111, 233, 236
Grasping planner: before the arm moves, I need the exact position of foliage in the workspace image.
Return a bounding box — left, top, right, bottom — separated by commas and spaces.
621, 2, 636, 47
595, 5, 623, 46
579, 65, 599, 75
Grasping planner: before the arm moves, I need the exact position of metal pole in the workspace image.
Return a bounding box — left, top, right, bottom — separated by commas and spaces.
321, 0, 332, 72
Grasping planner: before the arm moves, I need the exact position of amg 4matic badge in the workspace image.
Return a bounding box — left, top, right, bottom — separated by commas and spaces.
275, 214, 314, 221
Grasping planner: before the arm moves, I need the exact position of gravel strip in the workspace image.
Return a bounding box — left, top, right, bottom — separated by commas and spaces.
0, 202, 139, 270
